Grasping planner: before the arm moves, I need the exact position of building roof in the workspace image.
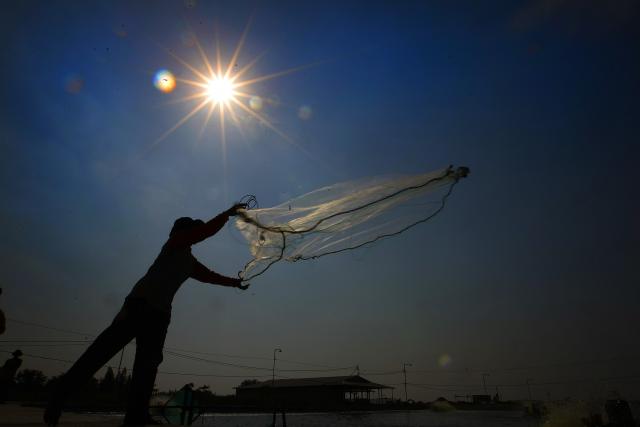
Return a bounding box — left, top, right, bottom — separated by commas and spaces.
236, 375, 393, 390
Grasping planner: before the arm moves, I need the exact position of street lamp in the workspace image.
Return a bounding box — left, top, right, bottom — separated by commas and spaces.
272, 348, 282, 385
402, 363, 412, 402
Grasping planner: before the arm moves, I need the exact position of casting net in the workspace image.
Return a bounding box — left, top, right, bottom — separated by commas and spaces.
235, 165, 469, 281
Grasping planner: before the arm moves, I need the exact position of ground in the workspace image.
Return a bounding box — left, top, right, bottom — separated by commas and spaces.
0, 403, 121, 426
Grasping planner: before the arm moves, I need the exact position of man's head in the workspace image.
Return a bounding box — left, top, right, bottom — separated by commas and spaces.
171, 217, 204, 236
12, 349, 22, 358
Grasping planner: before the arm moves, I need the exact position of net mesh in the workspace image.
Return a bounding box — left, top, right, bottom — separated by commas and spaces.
235, 165, 469, 281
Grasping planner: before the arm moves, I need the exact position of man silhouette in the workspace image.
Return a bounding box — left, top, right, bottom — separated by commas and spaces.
0, 349, 23, 403
44, 204, 248, 426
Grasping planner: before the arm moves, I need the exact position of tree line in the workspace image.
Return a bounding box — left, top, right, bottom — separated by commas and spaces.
11, 367, 132, 404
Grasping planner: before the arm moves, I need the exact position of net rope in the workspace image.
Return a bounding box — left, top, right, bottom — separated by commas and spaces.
235, 165, 469, 281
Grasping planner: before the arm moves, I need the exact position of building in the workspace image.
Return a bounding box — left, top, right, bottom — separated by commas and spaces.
235, 375, 393, 410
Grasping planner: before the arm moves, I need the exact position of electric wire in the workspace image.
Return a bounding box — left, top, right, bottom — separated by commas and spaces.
5, 318, 351, 371
4, 349, 640, 392
7, 319, 640, 389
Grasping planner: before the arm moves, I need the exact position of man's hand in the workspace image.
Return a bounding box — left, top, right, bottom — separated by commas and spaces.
229, 277, 249, 290
226, 203, 248, 217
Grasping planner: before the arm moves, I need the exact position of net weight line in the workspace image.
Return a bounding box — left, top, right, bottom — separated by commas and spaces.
237, 166, 469, 281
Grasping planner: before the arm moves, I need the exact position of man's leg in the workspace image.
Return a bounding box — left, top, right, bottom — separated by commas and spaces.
124, 309, 169, 424
0, 379, 7, 403
45, 305, 136, 425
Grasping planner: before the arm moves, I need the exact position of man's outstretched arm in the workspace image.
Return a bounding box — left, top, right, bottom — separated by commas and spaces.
190, 261, 248, 290
169, 203, 245, 248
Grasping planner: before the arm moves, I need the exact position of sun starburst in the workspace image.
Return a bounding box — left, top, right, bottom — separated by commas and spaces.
206, 76, 234, 102
153, 21, 311, 152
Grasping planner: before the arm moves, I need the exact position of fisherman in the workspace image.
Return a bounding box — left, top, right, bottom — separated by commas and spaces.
44, 204, 248, 426
0, 349, 23, 403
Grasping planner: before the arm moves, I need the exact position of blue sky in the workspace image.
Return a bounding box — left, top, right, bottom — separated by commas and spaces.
1, 0, 638, 400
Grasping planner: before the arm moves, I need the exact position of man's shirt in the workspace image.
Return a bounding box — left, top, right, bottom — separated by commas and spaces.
127, 242, 197, 314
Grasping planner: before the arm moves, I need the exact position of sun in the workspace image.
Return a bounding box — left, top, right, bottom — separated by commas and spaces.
206, 76, 234, 102
152, 20, 314, 149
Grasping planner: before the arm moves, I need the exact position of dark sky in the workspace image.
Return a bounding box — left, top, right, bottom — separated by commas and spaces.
1, 0, 639, 401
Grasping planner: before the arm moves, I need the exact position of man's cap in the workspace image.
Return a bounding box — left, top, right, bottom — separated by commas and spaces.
12, 349, 22, 357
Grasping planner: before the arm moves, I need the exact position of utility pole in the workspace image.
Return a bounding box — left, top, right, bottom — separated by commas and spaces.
482, 373, 490, 395
402, 363, 412, 402
272, 348, 282, 427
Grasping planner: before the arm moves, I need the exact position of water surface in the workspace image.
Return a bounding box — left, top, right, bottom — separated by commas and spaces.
197, 410, 536, 427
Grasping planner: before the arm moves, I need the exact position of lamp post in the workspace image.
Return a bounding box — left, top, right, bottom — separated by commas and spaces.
272, 348, 282, 385
402, 363, 412, 402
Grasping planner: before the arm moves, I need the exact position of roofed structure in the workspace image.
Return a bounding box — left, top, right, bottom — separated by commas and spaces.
235, 375, 393, 409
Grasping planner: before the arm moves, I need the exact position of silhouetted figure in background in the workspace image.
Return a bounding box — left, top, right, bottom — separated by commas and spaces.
44, 204, 248, 426
0, 288, 6, 335
0, 349, 23, 403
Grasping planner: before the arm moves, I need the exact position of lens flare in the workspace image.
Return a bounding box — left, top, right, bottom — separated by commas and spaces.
153, 69, 176, 93
65, 74, 84, 94
438, 354, 452, 367
298, 105, 312, 120
249, 95, 263, 111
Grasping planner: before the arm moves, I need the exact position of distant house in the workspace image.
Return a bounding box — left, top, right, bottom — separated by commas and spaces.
235, 375, 393, 409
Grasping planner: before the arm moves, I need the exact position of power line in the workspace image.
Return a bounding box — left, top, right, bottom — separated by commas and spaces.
165, 350, 354, 373
403, 356, 640, 375
277, 358, 351, 369
6, 318, 95, 337
159, 371, 273, 379
0, 350, 266, 379
5, 318, 351, 371
403, 374, 640, 390
8, 318, 640, 382
5, 350, 640, 392
1, 338, 353, 374
1, 350, 78, 365
165, 350, 275, 372
163, 347, 350, 370
361, 355, 640, 377
471, 356, 640, 373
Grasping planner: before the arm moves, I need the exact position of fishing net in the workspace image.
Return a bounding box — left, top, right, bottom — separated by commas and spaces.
235, 165, 469, 281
